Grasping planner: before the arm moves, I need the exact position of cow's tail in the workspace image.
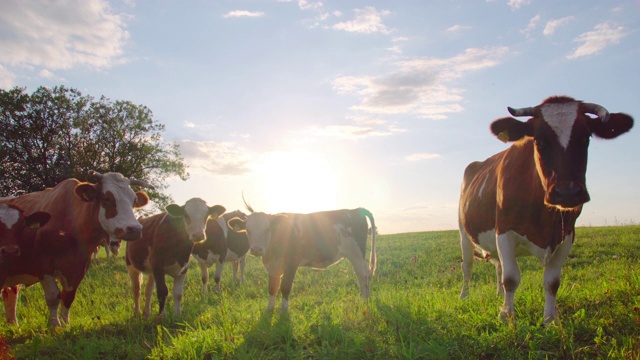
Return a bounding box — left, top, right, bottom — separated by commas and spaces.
360, 208, 377, 277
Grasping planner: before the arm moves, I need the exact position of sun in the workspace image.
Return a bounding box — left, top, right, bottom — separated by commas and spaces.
259, 151, 338, 214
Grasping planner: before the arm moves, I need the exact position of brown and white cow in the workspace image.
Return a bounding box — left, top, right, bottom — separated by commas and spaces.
192, 210, 250, 293
125, 198, 225, 317
458, 96, 633, 325
0, 171, 151, 327
93, 236, 122, 260
228, 204, 377, 312
0, 203, 50, 262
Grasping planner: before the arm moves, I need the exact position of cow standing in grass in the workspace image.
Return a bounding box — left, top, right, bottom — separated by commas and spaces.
125, 198, 225, 317
1, 171, 151, 327
192, 210, 250, 293
228, 204, 376, 312
458, 96, 633, 325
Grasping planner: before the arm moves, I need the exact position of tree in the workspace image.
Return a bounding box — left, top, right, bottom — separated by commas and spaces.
0, 85, 188, 212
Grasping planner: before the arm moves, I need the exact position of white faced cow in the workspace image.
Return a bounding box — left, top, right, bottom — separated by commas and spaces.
228, 202, 377, 312
458, 96, 633, 325
125, 198, 225, 318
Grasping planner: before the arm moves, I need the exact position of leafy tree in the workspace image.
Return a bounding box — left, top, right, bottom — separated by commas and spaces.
0, 85, 188, 212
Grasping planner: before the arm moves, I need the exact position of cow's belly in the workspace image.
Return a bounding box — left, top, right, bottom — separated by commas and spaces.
300, 255, 343, 269
192, 250, 221, 267
3, 274, 39, 288
225, 250, 241, 263
477, 229, 571, 263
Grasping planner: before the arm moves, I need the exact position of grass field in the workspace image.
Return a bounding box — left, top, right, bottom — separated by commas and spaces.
1, 225, 639, 359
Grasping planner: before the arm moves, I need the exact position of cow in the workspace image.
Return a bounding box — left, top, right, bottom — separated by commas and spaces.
93, 236, 122, 260
0, 170, 151, 327
125, 198, 225, 318
458, 96, 633, 325
0, 203, 50, 261
191, 210, 249, 293
228, 203, 377, 312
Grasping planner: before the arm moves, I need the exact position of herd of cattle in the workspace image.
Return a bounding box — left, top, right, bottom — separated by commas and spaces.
0, 95, 633, 329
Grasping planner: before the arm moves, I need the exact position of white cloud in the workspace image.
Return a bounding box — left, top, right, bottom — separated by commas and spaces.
446, 25, 471, 34
507, 0, 531, 10
298, 0, 323, 11
183, 121, 196, 128
176, 140, 254, 176
567, 22, 628, 59
521, 15, 540, 38
332, 7, 391, 34
543, 16, 574, 36
223, 10, 265, 18
405, 153, 441, 161
333, 46, 509, 119
0, 0, 129, 71
0, 65, 15, 89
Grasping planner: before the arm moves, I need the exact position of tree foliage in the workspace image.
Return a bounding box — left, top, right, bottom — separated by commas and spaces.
0, 85, 188, 212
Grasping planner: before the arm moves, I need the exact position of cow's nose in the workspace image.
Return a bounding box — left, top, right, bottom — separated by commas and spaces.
250, 246, 264, 257
116, 225, 143, 241
0, 246, 20, 257
191, 232, 205, 242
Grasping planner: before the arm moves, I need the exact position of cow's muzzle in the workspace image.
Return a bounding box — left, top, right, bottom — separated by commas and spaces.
0, 245, 21, 257
115, 225, 143, 241
547, 182, 590, 209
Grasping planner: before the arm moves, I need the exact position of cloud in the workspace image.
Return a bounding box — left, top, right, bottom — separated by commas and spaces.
567, 22, 628, 59
543, 16, 574, 36
223, 10, 265, 18
183, 121, 196, 128
303, 123, 406, 140
507, 0, 531, 10
446, 25, 471, 34
405, 153, 441, 161
176, 140, 254, 176
332, 7, 392, 34
0, 0, 129, 74
333, 46, 509, 119
521, 15, 540, 38
0, 65, 15, 89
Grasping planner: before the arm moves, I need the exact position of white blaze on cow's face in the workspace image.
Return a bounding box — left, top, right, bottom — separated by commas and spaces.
245, 212, 273, 257
0, 203, 21, 259
540, 102, 579, 150
181, 198, 212, 242
91, 173, 145, 241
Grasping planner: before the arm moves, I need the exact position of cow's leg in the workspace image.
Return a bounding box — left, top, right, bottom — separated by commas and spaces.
127, 265, 143, 315
279, 265, 299, 312
459, 228, 474, 299
267, 273, 282, 311
490, 258, 503, 296
41, 275, 62, 327
238, 256, 246, 284
345, 253, 371, 299
497, 232, 520, 323
542, 236, 573, 325
59, 288, 78, 325
153, 268, 169, 317
213, 260, 224, 293
143, 273, 155, 318
197, 260, 209, 293
172, 267, 188, 316
2, 286, 19, 325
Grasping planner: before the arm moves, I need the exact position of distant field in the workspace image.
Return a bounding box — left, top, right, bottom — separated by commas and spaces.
1, 226, 639, 359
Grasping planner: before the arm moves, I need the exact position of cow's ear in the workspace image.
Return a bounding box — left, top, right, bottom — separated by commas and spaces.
75, 184, 100, 202
25, 212, 51, 229
209, 205, 226, 220
270, 214, 288, 229
165, 204, 185, 217
227, 217, 246, 231
134, 191, 150, 209
588, 113, 634, 139
490, 117, 532, 143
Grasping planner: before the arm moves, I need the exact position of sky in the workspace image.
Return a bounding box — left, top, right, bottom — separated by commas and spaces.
1, 0, 639, 234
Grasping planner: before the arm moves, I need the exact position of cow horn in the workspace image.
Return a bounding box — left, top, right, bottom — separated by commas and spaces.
129, 178, 155, 189
583, 102, 610, 122
88, 170, 103, 179
242, 192, 254, 213
507, 106, 536, 117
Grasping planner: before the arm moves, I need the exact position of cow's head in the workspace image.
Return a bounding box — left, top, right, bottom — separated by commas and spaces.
227, 212, 288, 257
0, 203, 51, 261
491, 96, 633, 209
75, 171, 152, 241
166, 198, 226, 242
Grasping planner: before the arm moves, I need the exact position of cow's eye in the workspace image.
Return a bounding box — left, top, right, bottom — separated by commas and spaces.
102, 198, 115, 208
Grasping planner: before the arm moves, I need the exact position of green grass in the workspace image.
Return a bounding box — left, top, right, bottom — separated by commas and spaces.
1, 226, 639, 359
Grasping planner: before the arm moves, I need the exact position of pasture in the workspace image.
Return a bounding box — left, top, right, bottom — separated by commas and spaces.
1, 225, 638, 359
